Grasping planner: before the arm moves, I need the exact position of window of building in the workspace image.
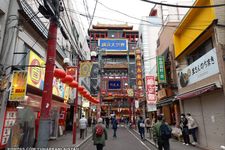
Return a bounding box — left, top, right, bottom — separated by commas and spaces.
187, 38, 213, 65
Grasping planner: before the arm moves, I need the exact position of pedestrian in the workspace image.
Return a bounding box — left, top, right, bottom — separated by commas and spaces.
79, 115, 87, 139
187, 113, 198, 145
138, 116, 145, 140
145, 117, 151, 133
88, 116, 92, 128
93, 118, 108, 150
180, 113, 190, 145
112, 116, 118, 138
105, 116, 110, 129
153, 114, 171, 150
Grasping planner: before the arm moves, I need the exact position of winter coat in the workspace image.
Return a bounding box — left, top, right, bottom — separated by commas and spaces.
187, 116, 198, 129
112, 119, 118, 129
180, 117, 188, 131
145, 118, 151, 128
92, 123, 108, 146
79, 117, 87, 129
153, 121, 163, 141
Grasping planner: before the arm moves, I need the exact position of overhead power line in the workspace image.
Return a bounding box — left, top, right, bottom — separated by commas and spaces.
140, 0, 225, 8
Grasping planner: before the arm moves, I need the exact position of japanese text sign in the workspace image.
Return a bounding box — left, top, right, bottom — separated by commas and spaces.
146, 76, 156, 104
98, 39, 128, 51
157, 56, 167, 83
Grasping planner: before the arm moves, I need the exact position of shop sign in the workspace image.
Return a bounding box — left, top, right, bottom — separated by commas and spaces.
98, 39, 128, 51
9, 71, 28, 101
135, 100, 139, 109
147, 104, 157, 112
79, 61, 93, 77
146, 76, 156, 104
0, 109, 17, 146
158, 88, 167, 100
28, 50, 69, 99
157, 56, 166, 83
136, 49, 143, 88
82, 99, 90, 108
178, 49, 219, 88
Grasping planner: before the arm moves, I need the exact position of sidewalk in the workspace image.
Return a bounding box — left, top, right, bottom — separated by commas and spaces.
134, 128, 205, 150
48, 127, 92, 148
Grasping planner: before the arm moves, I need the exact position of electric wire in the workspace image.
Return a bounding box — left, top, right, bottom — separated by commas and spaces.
140, 0, 225, 8
88, 0, 99, 30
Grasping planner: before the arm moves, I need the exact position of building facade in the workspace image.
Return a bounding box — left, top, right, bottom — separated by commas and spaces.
88, 23, 142, 121
174, 0, 225, 149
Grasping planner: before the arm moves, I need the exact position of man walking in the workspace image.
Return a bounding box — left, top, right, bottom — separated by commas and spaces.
138, 116, 145, 140
79, 115, 87, 139
112, 116, 118, 138
153, 115, 171, 150
93, 118, 108, 150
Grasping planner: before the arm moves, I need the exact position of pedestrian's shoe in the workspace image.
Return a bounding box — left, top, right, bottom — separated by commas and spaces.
186, 144, 189, 146
183, 143, 186, 145
192, 142, 197, 145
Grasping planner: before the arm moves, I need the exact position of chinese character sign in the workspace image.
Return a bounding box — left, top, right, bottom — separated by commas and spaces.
146, 76, 156, 104
136, 49, 143, 88
108, 80, 121, 89
157, 56, 167, 83
98, 39, 128, 51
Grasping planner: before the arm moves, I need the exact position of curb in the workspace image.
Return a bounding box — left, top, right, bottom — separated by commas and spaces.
76, 134, 92, 149
132, 129, 158, 147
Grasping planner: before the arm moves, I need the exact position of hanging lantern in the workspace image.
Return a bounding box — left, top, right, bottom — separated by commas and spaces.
69, 81, 78, 88
61, 75, 73, 84
101, 91, 106, 95
108, 93, 112, 96
77, 86, 84, 92
54, 69, 66, 79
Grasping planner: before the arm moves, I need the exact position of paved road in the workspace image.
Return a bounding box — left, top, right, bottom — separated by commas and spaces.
82, 127, 156, 150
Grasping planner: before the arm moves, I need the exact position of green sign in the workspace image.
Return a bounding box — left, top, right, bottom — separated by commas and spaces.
157, 56, 166, 83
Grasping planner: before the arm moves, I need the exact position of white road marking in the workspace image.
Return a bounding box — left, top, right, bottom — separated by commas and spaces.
127, 129, 151, 150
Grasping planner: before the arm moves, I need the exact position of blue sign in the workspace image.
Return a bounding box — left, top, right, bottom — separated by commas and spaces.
98, 39, 128, 51
108, 80, 121, 89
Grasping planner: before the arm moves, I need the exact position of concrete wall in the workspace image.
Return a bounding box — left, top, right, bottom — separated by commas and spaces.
183, 91, 225, 150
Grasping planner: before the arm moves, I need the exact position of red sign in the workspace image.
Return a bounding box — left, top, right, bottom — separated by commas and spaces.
146, 76, 156, 104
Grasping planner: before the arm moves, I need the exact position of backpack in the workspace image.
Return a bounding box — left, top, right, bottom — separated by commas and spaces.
146, 119, 151, 125
95, 125, 104, 137
160, 123, 172, 140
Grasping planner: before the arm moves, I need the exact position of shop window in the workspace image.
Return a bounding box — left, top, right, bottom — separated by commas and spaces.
187, 38, 213, 65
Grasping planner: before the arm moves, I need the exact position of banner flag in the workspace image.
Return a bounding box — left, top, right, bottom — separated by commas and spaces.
79, 61, 93, 77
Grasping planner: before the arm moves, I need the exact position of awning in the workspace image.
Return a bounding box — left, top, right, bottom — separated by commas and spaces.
156, 97, 176, 107
176, 84, 217, 100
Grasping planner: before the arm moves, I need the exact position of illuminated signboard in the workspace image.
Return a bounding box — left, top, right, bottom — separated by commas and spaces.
98, 39, 128, 51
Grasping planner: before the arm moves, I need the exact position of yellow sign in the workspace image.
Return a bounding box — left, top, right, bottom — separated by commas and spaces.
79, 61, 93, 77
27, 50, 70, 99
9, 71, 28, 101
27, 51, 45, 89
127, 89, 134, 97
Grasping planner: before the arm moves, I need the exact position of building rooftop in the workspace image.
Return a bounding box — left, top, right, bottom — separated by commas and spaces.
92, 23, 133, 30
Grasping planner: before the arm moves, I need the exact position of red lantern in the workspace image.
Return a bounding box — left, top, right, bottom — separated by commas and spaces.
54, 69, 66, 79
69, 81, 78, 88
108, 93, 112, 96
61, 75, 73, 84
77, 86, 84, 92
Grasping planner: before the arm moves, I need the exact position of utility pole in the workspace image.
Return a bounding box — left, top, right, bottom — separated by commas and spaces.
36, 0, 60, 147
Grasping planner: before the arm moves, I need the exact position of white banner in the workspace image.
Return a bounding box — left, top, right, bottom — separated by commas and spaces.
147, 104, 157, 112
135, 100, 139, 109
178, 49, 219, 88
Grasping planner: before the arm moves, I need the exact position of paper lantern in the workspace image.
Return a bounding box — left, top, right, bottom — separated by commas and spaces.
54, 69, 66, 79
77, 86, 84, 92
69, 81, 78, 88
61, 75, 73, 84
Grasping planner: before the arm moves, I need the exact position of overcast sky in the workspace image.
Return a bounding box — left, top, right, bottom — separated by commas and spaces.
71, 0, 193, 35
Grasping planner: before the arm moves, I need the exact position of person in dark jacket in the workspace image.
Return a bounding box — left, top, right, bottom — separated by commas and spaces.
138, 116, 145, 140
112, 116, 118, 138
93, 118, 108, 150
180, 113, 190, 145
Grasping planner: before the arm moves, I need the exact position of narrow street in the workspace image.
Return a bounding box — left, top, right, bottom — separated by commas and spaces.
82, 127, 156, 150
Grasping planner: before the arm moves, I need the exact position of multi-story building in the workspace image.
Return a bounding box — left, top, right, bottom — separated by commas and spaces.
0, 0, 89, 148
174, 0, 225, 149
88, 23, 142, 120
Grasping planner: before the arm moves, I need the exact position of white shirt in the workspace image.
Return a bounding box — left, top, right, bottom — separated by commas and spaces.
79, 117, 88, 129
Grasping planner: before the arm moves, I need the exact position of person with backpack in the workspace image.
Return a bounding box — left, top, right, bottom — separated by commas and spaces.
153, 114, 171, 150
187, 113, 198, 145
93, 118, 108, 150
112, 116, 118, 138
138, 116, 145, 140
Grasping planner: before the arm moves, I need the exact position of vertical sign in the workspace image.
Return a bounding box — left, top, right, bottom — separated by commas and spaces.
0, 109, 17, 147
9, 71, 28, 101
136, 49, 143, 97
146, 76, 156, 104
157, 56, 166, 83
